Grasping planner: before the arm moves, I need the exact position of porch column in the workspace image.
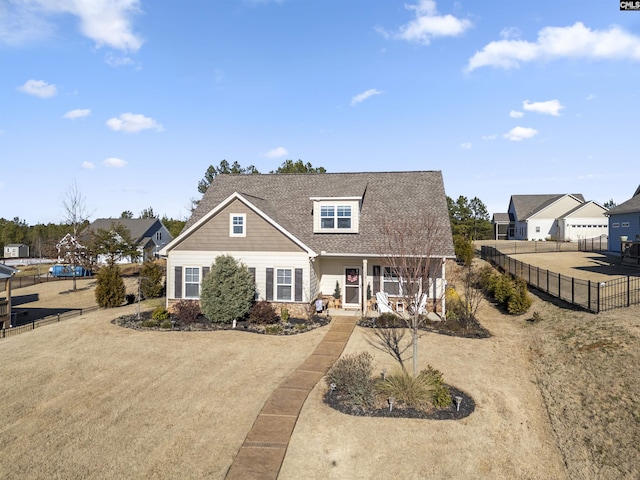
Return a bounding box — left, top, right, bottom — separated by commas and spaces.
362, 259, 368, 315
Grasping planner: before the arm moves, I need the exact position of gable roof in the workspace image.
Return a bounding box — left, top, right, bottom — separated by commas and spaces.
492, 213, 510, 223
181, 171, 455, 257
559, 200, 607, 218
88, 218, 163, 244
510, 194, 585, 221
607, 186, 640, 215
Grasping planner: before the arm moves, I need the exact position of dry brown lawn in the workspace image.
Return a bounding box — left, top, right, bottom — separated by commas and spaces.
1, 267, 639, 479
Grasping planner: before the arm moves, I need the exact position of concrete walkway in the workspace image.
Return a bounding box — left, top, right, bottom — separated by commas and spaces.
225, 316, 357, 480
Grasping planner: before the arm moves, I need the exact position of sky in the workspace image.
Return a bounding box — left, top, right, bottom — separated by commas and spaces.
2, 0, 640, 226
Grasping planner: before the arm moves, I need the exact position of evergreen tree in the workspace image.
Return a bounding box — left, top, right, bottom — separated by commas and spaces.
95, 264, 126, 308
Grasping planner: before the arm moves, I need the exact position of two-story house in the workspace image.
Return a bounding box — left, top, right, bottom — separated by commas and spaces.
160, 171, 455, 317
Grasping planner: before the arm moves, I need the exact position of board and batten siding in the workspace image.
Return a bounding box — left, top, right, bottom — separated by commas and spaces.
166, 250, 311, 302
173, 199, 304, 253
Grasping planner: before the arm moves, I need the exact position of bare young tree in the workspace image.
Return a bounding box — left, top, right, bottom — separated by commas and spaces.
60, 180, 91, 291
376, 215, 446, 376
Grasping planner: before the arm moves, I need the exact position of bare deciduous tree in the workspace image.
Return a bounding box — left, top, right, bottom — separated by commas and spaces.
375, 215, 446, 375
60, 180, 92, 291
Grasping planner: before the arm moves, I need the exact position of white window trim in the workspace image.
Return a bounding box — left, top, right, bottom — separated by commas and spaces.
275, 267, 293, 302
612, 223, 620, 228
312, 200, 359, 233
622, 222, 630, 228
230, 213, 246, 237
184, 266, 200, 299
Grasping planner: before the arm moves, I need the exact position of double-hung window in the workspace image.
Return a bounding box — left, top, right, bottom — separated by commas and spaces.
312, 198, 360, 233
276, 268, 292, 301
185, 267, 200, 298
230, 214, 246, 237
383, 267, 401, 295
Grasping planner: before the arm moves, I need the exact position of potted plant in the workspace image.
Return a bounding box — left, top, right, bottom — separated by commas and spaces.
333, 281, 341, 308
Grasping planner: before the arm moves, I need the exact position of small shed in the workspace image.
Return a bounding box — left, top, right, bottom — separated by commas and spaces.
3, 244, 29, 258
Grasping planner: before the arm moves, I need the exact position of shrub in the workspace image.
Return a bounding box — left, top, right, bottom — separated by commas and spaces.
265, 325, 283, 335
376, 370, 436, 410
333, 281, 341, 299
374, 312, 404, 328
280, 307, 289, 323
200, 255, 256, 323
152, 307, 170, 321
249, 301, 278, 325
507, 278, 532, 315
294, 323, 308, 331
454, 235, 474, 266
95, 264, 126, 308
140, 260, 164, 299
142, 318, 160, 328
421, 365, 452, 408
159, 319, 173, 329
326, 352, 376, 408
492, 273, 515, 304
125, 293, 136, 305
174, 300, 201, 324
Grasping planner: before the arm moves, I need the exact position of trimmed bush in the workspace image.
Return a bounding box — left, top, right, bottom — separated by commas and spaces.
152, 307, 170, 321
95, 264, 126, 308
174, 300, 201, 324
249, 301, 278, 325
140, 261, 164, 299
159, 319, 173, 329
421, 365, 452, 408
374, 312, 404, 328
507, 278, 532, 315
454, 235, 474, 266
200, 255, 256, 323
376, 370, 436, 411
326, 352, 376, 408
265, 325, 283, 335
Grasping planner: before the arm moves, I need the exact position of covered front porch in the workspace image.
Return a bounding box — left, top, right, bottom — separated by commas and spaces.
312, 255, 447, 318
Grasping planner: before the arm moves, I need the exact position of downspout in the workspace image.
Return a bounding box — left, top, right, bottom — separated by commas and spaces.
362, 259, 368, 316
441, 258, 446, 318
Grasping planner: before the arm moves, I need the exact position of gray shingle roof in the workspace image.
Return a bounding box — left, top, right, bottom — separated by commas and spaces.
510, 194, 585, 221
607, 187, 640, 215
88, 218, 161, 244
492, 213, 510, 223
185, 171, 455, 257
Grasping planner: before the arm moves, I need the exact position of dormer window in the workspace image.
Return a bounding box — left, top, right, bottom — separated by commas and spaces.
311, 197, 360, 233
230, 214, 246, 237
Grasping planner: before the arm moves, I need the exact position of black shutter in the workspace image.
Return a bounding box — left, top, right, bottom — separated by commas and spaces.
372, 265, 380, 293
202, 266, 210, 279
295, 268, 303, 302
175, 266, 182, 299
266, 268, 274, 301
248, 267, 257, 299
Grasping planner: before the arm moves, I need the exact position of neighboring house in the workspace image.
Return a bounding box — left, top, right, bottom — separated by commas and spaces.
3, 244, 29, 258
160, 171, 455, 317
0, 263, 18, 329
491, 213, 510, 240
606, 184, 640, 255
498, 194, 606, 241
87, 218, 173, 264
56, 233, 86, 263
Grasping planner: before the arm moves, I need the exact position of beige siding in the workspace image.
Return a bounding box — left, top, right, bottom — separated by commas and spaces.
530, 196, 582, 220
166, 250, 310, 303
174, 200, 304, 253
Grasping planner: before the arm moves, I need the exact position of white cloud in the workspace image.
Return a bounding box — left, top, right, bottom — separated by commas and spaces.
82, 161, 96, 169
467, 22, 640, 72
106, 113, 163, 133
105, 53, 135, 67
265, 147, 288, 159
18, 79, 57, 98
510, 110, 524, 118
1, 0, 143, 52
482, 134, 498, 140
102, 157, 127, 168
586, 93, 597, 100
64, 108, 91, 119
460, 142, 472, 149
351, 89, 383, 106
503, 126, 538, 141
384, 0, 472, 45
523, 99, 564, 116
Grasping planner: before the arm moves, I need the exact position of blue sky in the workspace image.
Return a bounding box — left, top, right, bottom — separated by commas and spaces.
2, 0, 640, 225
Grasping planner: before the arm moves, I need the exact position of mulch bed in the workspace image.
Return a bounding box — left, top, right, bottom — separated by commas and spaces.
358, 316, 491, 339
324, 384, 475, 420
112, 311, 330, 335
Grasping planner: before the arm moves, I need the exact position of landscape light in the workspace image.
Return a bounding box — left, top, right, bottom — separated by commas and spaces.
454, 396, 463, 412
388, 396, 395, 412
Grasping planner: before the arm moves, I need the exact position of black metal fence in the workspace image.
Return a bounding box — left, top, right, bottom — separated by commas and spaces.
481, 246, 640, 313
1, 306, 99, 340
578, 235, 609, 252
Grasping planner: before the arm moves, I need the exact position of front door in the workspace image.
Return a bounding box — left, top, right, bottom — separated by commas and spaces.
344, 267, 360, 307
